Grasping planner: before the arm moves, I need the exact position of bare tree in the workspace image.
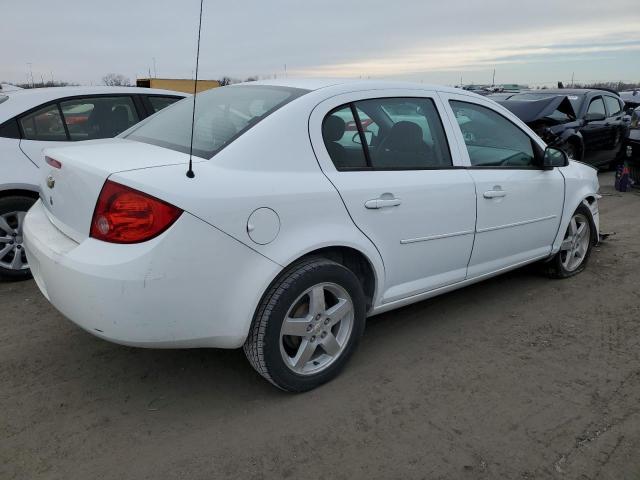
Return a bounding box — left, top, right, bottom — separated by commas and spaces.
102, 73, 131, 87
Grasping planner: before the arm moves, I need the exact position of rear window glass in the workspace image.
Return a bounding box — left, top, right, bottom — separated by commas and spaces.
126, 85, 308, 158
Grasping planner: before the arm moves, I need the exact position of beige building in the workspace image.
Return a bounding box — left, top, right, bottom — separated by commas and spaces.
136, 78, 220, 94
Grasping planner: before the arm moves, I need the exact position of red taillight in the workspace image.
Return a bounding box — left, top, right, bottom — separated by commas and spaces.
90, 180, 182, 244
45, 156, 62, 169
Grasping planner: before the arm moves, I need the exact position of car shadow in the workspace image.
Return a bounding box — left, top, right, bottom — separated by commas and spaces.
49, 263, 546, 415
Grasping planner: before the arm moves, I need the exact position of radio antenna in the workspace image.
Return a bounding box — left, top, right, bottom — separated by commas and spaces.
186, 0, 204, 179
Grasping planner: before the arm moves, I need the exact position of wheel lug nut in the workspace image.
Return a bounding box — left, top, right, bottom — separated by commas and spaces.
306, 324, 313, 332
321, 332, 327, 339
316, 314, 321, 320
324, 318, 330, 325
310, 336, 316, 342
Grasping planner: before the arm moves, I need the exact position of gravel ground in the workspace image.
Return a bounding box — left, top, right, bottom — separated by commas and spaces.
1, 172, 639, 480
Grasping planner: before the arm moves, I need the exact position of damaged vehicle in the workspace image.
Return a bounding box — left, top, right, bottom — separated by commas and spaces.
619, 90, 640, 113
495, 89, 627, 169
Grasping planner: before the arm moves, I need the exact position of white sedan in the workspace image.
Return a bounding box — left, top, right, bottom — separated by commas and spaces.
24, 79, 600, 392
0, 86, 187, 279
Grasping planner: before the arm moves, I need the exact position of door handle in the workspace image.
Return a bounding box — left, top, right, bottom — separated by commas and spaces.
365, 196, 402, 209
483, 189, 507, 199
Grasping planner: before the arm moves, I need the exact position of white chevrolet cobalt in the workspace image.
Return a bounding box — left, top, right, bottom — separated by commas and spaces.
24, 80, 600, 392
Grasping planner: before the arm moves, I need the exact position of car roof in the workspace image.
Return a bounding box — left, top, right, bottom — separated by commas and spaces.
507, 88, 618, 96
248, 78, 469, 96
0, 86, 189, 122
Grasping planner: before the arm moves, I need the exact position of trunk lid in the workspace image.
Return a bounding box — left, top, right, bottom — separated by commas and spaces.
40, 139, 193, 242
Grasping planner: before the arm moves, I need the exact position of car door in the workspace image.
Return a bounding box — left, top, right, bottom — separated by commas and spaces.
309, 90, 477, 304
19, 95, 141, 165
17, 102, 70, 168
440, 92, 564, 278
580, 95, 610, 166
603, 95, 625, 153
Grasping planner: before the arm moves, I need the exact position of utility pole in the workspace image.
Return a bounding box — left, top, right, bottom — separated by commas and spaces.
27, 63, 34, 88
571, 72, 575, 88
284, 64, 287, 78
152, 57, 157, 78
492, 68, 496, 87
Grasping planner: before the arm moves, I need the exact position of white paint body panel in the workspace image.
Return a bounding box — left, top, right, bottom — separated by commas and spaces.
23, 79, 600, 348
0, 86, 187, 196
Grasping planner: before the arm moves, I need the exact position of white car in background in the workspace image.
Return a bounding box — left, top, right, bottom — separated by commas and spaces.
24, 80, 600, 392
0, 86, 187, 279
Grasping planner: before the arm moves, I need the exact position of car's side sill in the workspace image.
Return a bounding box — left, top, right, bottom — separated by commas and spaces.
368, 253, 549, 317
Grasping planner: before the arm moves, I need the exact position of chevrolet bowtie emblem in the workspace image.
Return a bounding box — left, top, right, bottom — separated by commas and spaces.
46, 175, 55, 189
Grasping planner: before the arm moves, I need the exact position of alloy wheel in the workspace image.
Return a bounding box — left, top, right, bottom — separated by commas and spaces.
0, 211, 28, 271
559, 213, 590, 272
279, 282, 354, 375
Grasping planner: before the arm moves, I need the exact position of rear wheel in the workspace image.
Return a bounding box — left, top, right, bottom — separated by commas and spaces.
0, 196, 36, 281
244, 257, 366, 392
545, 205, 595, 278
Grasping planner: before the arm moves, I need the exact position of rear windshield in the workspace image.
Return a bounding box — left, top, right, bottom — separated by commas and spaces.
125, 85, 308, 158
508, 93, 584, 113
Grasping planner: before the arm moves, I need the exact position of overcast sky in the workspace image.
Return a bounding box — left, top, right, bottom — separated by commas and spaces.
2, 0, 639, 87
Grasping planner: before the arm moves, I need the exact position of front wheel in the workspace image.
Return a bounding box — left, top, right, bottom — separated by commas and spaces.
545, 205, 595, 278
244, 257, 366, 392
0, 196, 36, 281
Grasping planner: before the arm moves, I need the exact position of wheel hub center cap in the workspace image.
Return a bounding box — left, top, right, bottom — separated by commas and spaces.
313, 321, 324, 335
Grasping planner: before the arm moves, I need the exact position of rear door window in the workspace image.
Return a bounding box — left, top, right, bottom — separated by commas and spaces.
604, 96, 622, 117
147, 95, 182, 113
19, 104, 67, 141
355, 98, 451, 169
323, 97, 452, 170
322, 105, 368, 169
59, 96, 139, 140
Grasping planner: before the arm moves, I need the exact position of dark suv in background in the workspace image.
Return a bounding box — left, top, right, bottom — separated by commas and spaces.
492, 89, 627, 169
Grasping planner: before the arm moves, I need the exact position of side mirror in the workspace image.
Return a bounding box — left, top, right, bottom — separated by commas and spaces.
543, 146, 569, 169
584, 112, 606, 122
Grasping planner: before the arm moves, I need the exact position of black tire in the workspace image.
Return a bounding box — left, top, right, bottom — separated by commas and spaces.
545, 204, 596, 279
0, 196, 36, 281
244, 257, 366, 392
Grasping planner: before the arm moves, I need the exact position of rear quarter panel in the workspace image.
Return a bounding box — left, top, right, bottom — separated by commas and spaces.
111, 96, 386, 309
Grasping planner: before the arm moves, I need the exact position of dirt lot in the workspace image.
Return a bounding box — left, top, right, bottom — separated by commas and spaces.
1, 172, 639, 480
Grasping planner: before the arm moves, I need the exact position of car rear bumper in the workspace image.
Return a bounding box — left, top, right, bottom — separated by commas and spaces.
24, 200, 281, 348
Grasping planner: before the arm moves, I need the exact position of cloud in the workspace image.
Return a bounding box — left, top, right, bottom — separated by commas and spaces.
292, 21, 640, 78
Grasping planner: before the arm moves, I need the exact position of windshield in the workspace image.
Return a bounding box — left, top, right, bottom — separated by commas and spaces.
125, 85, 308, 158
508, 93, 584, 114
